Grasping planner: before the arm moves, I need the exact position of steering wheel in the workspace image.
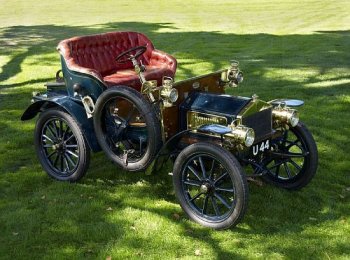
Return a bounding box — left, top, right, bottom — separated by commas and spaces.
115, 46, 147, 64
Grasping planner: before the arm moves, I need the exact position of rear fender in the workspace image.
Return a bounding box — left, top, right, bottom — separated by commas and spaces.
21, 97, 101, 152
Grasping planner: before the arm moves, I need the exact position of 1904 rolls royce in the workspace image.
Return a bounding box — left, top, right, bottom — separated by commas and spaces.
21, 31, 318, 229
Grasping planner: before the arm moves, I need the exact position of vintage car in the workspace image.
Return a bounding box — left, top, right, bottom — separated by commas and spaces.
21, 31, 318, 229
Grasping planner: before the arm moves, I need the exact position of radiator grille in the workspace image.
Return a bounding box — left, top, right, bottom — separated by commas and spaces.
242, 108, 272, 142
187, 111, 227, 129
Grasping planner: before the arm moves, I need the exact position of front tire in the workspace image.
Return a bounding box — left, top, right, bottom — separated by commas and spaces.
261, 122, 318, 190
34, 108, 90, 182
173, 143, 248, 229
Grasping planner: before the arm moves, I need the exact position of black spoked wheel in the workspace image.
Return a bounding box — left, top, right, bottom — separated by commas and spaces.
34, 109, 90, 182
173, 143, 248, 229
94, 86, 161, 171
261, 122, 318, 190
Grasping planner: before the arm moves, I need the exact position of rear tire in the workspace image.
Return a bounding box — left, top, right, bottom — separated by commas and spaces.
34, 108, 90, 182
93, 86, 161, 171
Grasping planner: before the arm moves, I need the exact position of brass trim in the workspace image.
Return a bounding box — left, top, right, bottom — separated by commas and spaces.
187, 111, 227, 130
237, 98, 272, 118
173, 69, 226, 86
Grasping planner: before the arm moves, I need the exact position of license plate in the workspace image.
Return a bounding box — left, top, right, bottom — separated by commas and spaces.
251, 139, 270, 156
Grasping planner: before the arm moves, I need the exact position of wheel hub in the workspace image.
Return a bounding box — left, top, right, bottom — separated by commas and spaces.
200, 182, 212, 194
53, 142, 65, 154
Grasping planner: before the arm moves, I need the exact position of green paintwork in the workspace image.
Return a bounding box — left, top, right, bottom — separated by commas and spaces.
60, 57, 106, 102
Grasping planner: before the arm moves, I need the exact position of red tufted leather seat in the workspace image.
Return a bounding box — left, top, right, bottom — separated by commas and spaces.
57, 31, 177, 91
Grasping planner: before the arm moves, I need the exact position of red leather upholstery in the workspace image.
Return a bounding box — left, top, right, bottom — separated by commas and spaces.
57, 31, 177, 91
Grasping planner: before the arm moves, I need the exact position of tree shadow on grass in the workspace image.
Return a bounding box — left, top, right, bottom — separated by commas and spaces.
1, 22, 349, 85
0, 22, 349, 258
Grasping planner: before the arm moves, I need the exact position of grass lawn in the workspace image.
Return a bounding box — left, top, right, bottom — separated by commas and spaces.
1, 0, 350, 259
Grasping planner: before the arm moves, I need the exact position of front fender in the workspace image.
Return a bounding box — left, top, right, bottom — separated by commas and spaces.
145, 129, 191, 175
21, 97, 101, 152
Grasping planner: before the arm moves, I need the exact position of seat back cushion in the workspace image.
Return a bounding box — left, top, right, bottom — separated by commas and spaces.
57, 31, 155, 76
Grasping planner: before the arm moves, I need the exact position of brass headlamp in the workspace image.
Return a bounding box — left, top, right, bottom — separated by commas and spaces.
272, 106, 299, 127
221, 60, 244, 87
227, 125, 255, 147
160, 77, 178, 107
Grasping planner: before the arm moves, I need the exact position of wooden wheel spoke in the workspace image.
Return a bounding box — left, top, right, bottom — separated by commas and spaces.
275, 163, 281, 176
53, 121, 60, 138
65, 144, 78, 149
47, 124, 58, 139
282, 130, 289, 145
202, 195, 209, 215
66, 149, 79, 158
64, 134, 75, 143
198, 156, 207, 179
43, 134, 54, 144
283, 162, 292, 178
47, 151, 57, 159
285, 138, 302, 148
286, 151, 307, 158
207, 159, 215, 180
59, 120, 63, 138
184, 180, 201, 187
63, 156, 70, 172
60, 155, 64, 172
216, 187, 234, 193
187, 166, 202, 181
214, 192, 231, 209
189, 192, 204, 202
211, 196, 220, 216
288, 159, 302, 171
53, 154, 59, 166
214, 172, 228, 185
268, 159, 284, 176
65, 152, 76, 167
62, 126, 70, 140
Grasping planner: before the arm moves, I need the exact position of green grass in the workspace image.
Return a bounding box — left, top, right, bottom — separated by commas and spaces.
1, 0, 350, 259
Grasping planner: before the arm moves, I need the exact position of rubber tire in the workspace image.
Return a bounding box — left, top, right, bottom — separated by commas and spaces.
262, 122, 318, 190
34, 108, 90, 182
93, 86, 161, 171
173, 142, 249, 230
